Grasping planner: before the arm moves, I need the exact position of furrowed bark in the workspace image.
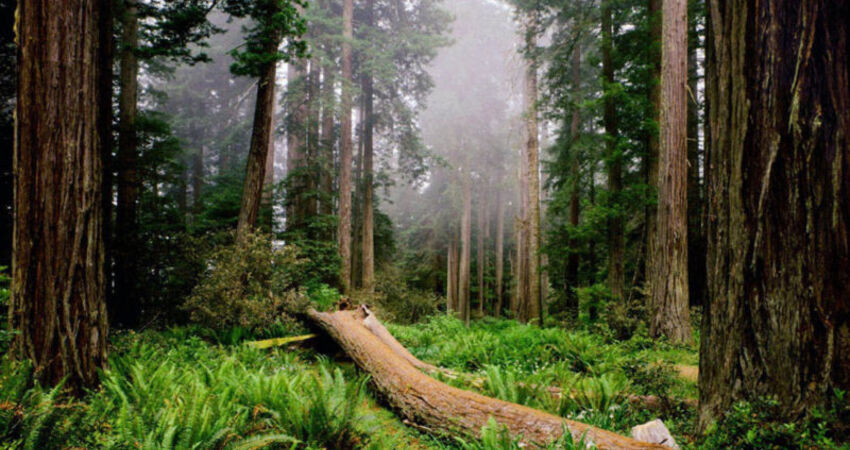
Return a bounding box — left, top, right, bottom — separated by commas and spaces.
338, 0, 354, 293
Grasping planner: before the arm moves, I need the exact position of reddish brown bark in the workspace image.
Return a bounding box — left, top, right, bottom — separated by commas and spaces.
459, 171, 472, 325
494, 189, 505, 317
306, 306, 666, 448
649, 0, 692, 344
13, 0, 108, 392
700, 0, 850, 429
602, 2, 624, 301
338, 0, 354, 293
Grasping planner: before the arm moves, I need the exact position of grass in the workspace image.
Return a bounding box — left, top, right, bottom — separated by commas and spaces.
1, 315, 847, 449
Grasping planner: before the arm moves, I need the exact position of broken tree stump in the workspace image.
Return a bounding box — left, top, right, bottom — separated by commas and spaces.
306, 306, 669, 448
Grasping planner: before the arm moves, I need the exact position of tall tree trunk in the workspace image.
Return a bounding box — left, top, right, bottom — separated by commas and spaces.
524, 16, 542, 324
602, 1, 624, 301
320, 59, 335, 217
236, 38, 280, 240
263, 132, 275, 230
115, 0, 140, 327
700, 0, 850, 430
646, 0, 661, 286
338, 0, 354, 293
13, 0, 108, 392
566, 42, 582, 321
361, 0, 375, 292
476, 192, 485, 315
649, 0, 692, 344
459, 172, 472, 326
306, 57, 321, 217
447, 235, 458, 315
495, 189, 504, 317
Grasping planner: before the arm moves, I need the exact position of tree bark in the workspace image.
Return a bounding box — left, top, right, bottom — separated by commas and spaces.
494, 189, 505, 317
476, 191, 486, 315
320, 59, 335, 217
566, 42, 582, 321
649, 0, 692, 344
700, 0, 850, 430
361, 0, 375, 292
524, 17, 542, 324
236, 40, 279, 240
12, 0, 108, 392
459, 172, 472, 326
115, 0, 140, 327
338, 0, 354, 293
285, 62, 305, 229
646, 0, 661, 287
306, 306, 666, 449
602, 1, 624, 301
447, 236, 458, 314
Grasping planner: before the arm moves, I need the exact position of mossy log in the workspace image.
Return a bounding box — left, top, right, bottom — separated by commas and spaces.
306, 305, 669, 448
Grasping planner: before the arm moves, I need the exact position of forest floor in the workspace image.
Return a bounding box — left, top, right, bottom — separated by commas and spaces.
1, 315, 848, 449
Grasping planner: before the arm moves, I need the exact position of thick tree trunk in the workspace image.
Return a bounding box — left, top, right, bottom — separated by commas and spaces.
494, 189, 504, 317
649, 0, 692, 344
459, 172, 472, 326
361, 0, 375, 292
700, 0, 850, 430
338, 0, 354, 293
306, 306, 666, 448
115, 0, 140, 327
524, 21, 542, 324
13, 0, 108, 392
566, 42, 582, 321
236, 42, 279, 240
602, 2, 624, 301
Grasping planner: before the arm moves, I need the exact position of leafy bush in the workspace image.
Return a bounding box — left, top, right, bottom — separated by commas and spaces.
183, 232, 310, 332
0, 267, 12, 353
354, 267, 442, 324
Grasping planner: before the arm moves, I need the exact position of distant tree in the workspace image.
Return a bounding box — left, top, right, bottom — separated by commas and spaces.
648, 0, 691, 344
700, 0, 850, 430
228, 0, 307, 241
338, 0, 354, 293
12, 0, 107, 392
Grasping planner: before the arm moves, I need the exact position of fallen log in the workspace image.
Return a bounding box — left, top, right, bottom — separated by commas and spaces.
306, 306, 668, 448
359, 307, 697, 412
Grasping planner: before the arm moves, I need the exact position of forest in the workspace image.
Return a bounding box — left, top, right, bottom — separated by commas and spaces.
1, 0, 849, 448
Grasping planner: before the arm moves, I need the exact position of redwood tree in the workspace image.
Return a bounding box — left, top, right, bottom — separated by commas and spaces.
13, 0, 108, 392
648, 0, 692, 344
700, 0, 850, 429
338, 0, 354, 293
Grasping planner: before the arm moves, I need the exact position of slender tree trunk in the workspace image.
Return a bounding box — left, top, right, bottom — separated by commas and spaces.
649, 0, 692, 344
13, 0, 108, 392
361, 0, 375, 292
476, 192, 485, 315
306, 57, 321, 217
700, 0, 850, 430
646, 0, 661, 285
193, 145, 205, 216
459, 172, 472, 326
115, 0, 140, 327
263, 132, 275, 230
566, 42, 582, 320
602, 1, 624, 301
524, 15, 542, 324
320, 60, 335, 217
447, 235, 458, 314
236, 37, 280, 240
338, 0, 354, 293
495, 189, 504, 317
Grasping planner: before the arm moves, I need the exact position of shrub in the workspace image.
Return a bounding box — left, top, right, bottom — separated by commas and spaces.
0, 267, 12, 353
183, 232, 310, 332
353, 266, 442, 324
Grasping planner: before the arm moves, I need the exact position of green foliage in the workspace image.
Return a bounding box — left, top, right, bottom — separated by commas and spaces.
183, 231, 310, 332
223, 0, 307, 77
353, 267, 442, 324
0, 267, 11, 353
699, 393, 850, 450
451, 419, 591, 450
